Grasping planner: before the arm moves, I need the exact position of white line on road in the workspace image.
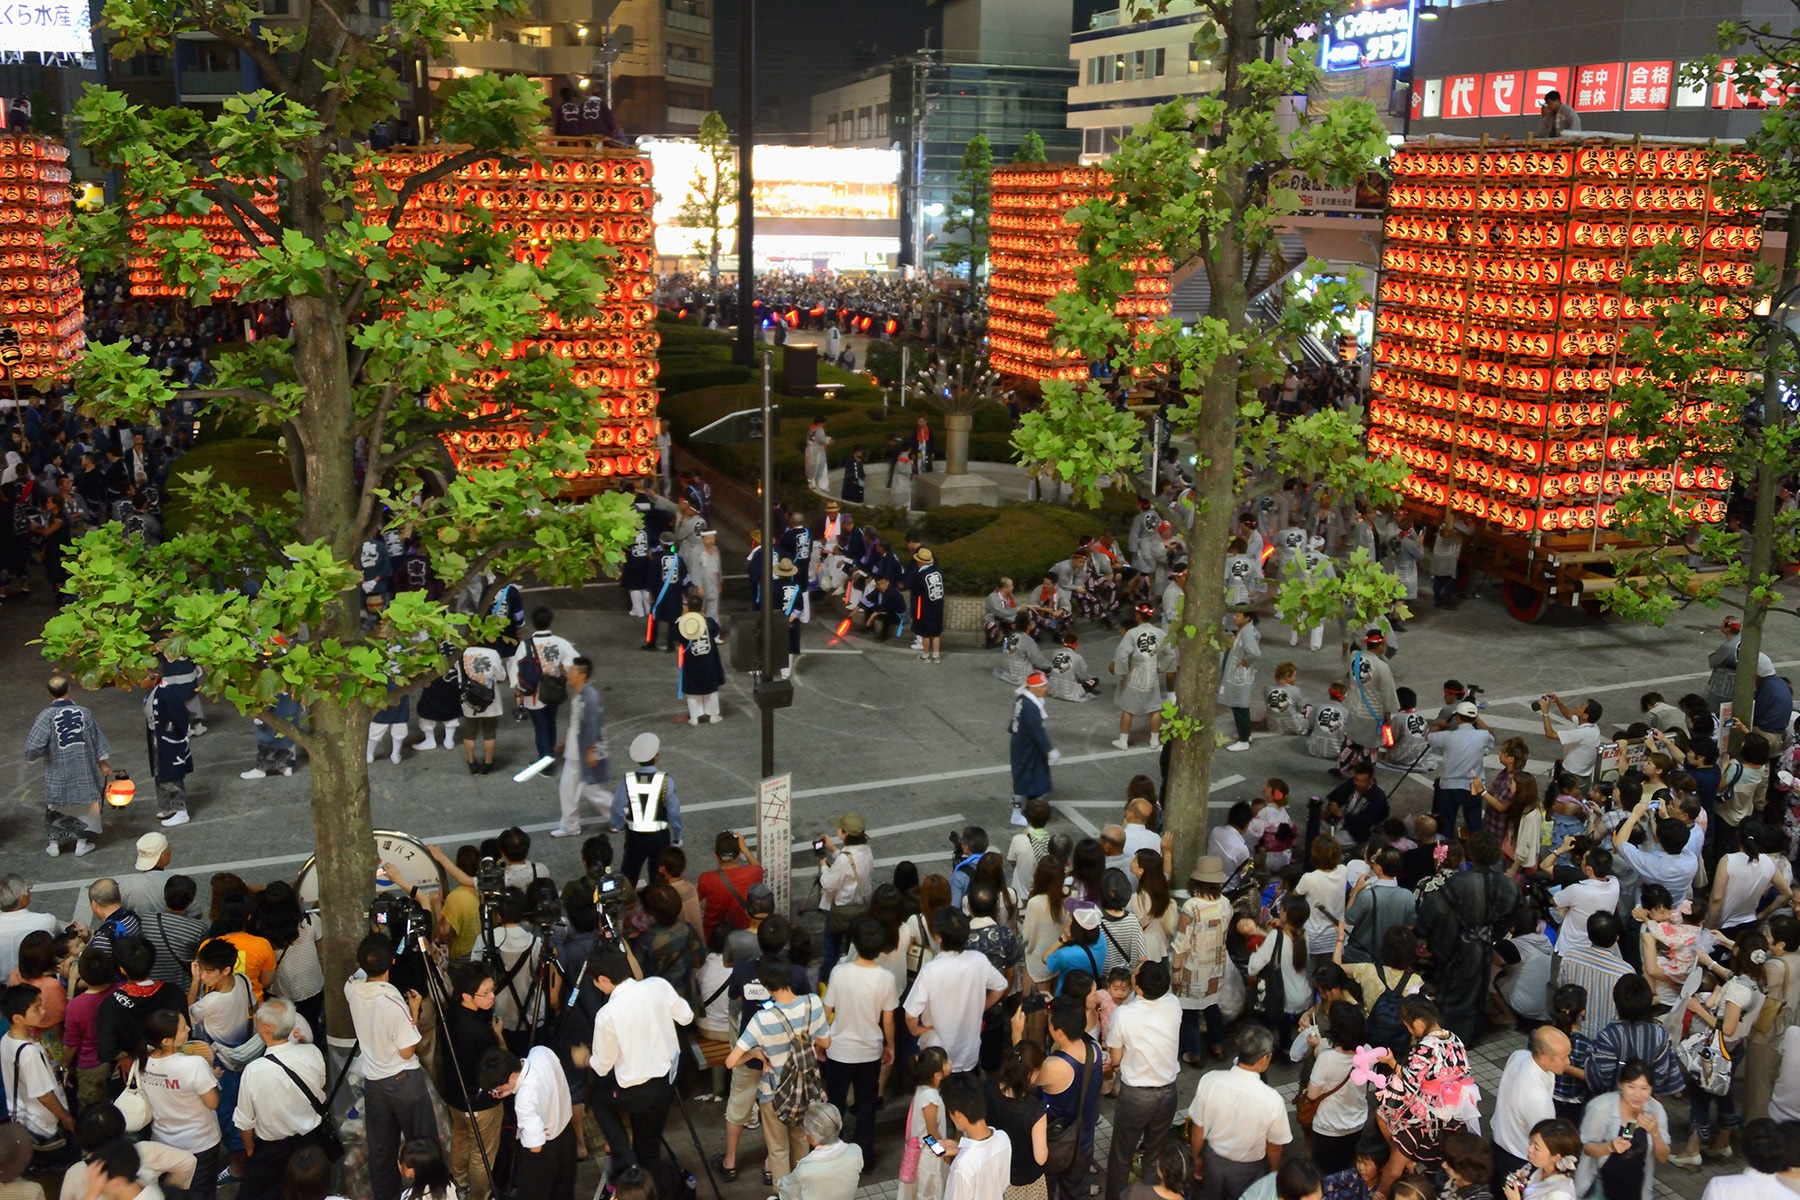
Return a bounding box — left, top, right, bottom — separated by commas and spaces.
1482, 660, 1800, 710
681, 746, 1162, 814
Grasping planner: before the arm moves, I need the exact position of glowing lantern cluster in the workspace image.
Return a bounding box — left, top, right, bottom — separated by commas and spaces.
128, 142, 660, 494
1369, 137, 1757, 538
987, 165, 1171, 381
0, 135, 84, 382
364, 146, 661, 492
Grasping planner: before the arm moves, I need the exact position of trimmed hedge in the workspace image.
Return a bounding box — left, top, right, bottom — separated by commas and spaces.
932, 504, 1112, 593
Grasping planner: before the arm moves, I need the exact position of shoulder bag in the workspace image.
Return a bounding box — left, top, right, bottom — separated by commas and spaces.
1295, 1057, 1350, 1130
827, 851, 868, 936
115, 1058, 152, 1133
1043, 1040, 1097, 1175
265, 1048, 349, 1161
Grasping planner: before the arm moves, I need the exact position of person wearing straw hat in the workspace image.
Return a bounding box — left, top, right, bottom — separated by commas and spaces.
912, 548, 946, 664
677, 612, 726, 726
610, 734, 682, 888
775, 557, 804, 680
1010, 672, 1059, 814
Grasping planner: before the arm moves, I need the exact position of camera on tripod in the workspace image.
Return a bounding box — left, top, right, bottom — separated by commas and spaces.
370, 892, 427, 955
476, 860, 506, 901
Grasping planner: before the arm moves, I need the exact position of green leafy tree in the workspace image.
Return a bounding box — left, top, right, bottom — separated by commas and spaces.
676, 110, 737, 299
1010, 2, 1402, 874
939, 134, 994, 291
1011, 130, 1047, 164
1598, 26, 1800, 732
47, 0, 642, 1031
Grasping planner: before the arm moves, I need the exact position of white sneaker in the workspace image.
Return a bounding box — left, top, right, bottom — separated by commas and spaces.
160, 811, 190, 827
74, 840, 96, 857
281, 767, 293, 776
45, 841, 59, 857
414, 738, 438, 751
779, 667, 791, 680
1111, 734, 1130, 750
188, 723, 208, 737
1225, 741, 1251, 753
550, 826, 583, 838
1011, 800, 1028, 827
240, 768, 267, 780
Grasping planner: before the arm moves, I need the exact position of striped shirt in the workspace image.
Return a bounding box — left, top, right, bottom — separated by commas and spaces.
1557, 944, 1631, 1040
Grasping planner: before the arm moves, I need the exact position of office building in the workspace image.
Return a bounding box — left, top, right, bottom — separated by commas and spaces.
811, 0, 1079, 269
1066, 0, 1221, 162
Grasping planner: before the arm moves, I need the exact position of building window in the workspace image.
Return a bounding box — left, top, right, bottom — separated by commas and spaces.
117, 51, 168, 76
841, 109, 854, 137
1112, 53, 1126, 81
875, 102, 888, 136
827, 115, 839, 142
1083, 127, 1103, 154
1149, 47, 1165, 77
1189, 44, 1210, 74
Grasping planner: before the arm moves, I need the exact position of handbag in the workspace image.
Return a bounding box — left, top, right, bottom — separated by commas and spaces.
529, 641, 569, 706
115, 1058, 152, 1133
1295, 1060, 1349, 1130
1044, 1040, 1097, 1176
1676, 1000, 1735, 1097
266, 1048, 350, 1161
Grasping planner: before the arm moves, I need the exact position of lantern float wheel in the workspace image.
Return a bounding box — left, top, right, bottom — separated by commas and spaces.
1503, 582, 1549, 624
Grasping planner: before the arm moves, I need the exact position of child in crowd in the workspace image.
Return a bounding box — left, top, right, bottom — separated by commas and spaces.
897, 1045, 951, 1200
1246, 779, 1298, 871
1634, 883, 1731, 1034
1503, 1118, 1581, 1200
1440, 1131, 1494, 1200
1306, 683, 1351, 760
1264, 662, 1312, 737
1546, 984, 1589, 1123
1099, 967, 1133, 1096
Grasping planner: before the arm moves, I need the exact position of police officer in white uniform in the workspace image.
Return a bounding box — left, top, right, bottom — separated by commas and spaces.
609, 733, 682, 887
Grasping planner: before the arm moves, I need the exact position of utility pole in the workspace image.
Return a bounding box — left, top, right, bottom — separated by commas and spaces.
734, 0, 757, 366
758, 351, 778, 775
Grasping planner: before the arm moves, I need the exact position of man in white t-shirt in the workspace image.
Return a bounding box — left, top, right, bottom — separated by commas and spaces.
820, 920, 897, 1163
345, 934, 440, 1200
1207, 803, 1253, 881
187, 939, 254, 1048
3, 984, 73, 1140
1541, 694, 1604, 784
1553, 846, 1620, 959
904, 909, 1008, 1074
0, 874, 58, 990
941, 1076, 1013, 1200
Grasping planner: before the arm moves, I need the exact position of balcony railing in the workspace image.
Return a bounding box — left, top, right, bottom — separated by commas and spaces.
664, 57, 712, 83
665, 7, 710, 34
179, 69, 245, 96
666, 105, 708, 126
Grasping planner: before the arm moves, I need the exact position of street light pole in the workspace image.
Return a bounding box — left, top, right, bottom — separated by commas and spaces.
734, 0, 757, 367
758, 351, 777, 776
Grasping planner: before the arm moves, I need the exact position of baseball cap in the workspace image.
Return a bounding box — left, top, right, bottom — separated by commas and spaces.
1454, 701, 1479, 719
744, 882, 776, 918
836, 812, 866, 836
135, 831, 170, 871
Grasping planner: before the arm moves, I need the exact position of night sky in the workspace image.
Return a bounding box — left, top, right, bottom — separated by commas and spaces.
713, 0, 1115, 137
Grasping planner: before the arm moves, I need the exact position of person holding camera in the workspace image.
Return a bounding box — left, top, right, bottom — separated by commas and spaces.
346, 933, 441, 1200
1539, 694, 1604, 790
817, 814, 873, 976
478, 1044, 577, 1200
1429, 701, 1495, 837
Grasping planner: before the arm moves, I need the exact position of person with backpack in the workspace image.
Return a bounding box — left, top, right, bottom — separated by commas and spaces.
726, 954, 829, 1187
1006, 798, 1054, 897
1246, 895, 1312, 1050
1335, 924, 1422, 1060
510, 607, 577, 764
457, 642, 507, 776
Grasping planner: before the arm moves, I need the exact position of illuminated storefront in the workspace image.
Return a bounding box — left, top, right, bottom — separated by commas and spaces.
642, 140, 902, 273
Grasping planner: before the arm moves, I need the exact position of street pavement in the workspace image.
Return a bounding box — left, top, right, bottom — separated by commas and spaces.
5, 571, 1798, 1199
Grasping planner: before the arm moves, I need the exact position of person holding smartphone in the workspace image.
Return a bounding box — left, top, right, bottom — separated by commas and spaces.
1573, 1060, 1669, 1199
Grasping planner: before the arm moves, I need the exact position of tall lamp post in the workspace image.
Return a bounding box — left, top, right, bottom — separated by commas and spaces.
733, 0, 757, 366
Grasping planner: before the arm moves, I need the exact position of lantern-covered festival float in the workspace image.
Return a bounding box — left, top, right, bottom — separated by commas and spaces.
1370, 137, 1759, 621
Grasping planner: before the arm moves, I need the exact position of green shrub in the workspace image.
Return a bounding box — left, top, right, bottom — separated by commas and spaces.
918, 505, 1003, 542
932, 504, 1110, 593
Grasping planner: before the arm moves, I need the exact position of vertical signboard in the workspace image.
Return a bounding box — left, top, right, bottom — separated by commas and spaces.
757, 773, 793, 916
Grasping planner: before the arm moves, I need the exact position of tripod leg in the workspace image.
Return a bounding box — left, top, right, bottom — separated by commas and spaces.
669, 1094, 726, 1200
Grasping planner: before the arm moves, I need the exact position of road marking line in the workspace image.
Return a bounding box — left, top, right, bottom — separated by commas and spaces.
1483, 660, 1800, 710
1063, 807, 1100, 836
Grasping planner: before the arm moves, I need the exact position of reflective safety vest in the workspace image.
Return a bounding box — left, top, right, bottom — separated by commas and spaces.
625, 770, 669, 832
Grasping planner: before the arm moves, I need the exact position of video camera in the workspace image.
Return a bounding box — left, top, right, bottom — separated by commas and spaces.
370, 892, 427, 955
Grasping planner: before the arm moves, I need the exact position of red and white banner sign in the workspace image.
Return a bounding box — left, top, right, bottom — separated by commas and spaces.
1623, 61, 1674, 111
1419, 58, 1779, 119
1444, 73, 1480, 119
1574, 62, 1623, 111
1482, 70, 1524, 117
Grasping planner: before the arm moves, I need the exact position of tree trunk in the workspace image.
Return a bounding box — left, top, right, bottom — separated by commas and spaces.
1163, 0, 1258, 880
1729, 205, 1799, 739
944, 411, 973, 476
289, 274, 379, 1035
307, 696, 378, 1035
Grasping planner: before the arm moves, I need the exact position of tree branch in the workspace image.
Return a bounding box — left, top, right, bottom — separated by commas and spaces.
353, 381, 404, 534
193, 188, 270, 256
206, 178, 283, 242
385, 148, 498, 232
255, 708, 316, 755
444, 537, 531, 598
383, 409, 537, 466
